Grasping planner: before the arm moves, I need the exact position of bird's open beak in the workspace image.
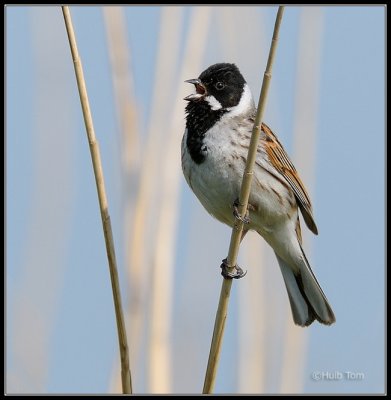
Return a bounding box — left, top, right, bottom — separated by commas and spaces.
184, 78, 206, 101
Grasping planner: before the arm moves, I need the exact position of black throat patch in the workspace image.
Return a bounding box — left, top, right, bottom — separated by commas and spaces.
185, 101, 226, 164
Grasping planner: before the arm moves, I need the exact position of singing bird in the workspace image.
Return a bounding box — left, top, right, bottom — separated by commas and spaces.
181, 63, 335, 327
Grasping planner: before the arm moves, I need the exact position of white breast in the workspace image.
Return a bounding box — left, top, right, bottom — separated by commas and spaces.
181, 120, 244, 226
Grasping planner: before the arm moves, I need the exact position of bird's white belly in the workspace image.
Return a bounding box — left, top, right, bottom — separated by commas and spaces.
182, 146, 240, 226
181, 125, 297, 232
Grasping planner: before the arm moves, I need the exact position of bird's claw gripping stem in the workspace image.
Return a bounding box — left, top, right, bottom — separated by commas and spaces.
220, 258, 247, 279
233, 199, 250, 224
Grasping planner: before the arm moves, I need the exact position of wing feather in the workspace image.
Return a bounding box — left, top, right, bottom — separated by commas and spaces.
260, 122, 318, 235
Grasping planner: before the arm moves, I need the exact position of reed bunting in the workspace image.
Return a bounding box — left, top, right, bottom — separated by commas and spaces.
181, 63, 335, 327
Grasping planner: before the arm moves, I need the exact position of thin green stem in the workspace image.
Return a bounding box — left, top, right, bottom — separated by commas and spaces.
202, 6, 285, 394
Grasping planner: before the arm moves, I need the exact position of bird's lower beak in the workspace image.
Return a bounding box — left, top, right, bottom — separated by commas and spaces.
184, 78, 206, 101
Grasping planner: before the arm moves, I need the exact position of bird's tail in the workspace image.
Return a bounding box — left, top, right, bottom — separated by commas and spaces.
275, 249, 336, 327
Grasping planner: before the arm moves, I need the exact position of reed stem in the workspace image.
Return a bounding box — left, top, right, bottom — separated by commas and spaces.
202, 6, 285, 394
62, 6, 132, 394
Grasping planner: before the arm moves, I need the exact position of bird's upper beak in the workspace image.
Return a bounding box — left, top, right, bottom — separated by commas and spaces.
184, 78, 206, 101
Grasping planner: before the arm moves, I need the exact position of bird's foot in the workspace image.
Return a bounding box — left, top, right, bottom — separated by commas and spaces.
233, 199, 250, 224
220, 258, 247, 279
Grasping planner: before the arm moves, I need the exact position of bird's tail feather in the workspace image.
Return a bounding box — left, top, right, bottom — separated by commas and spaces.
275, 250, 336, 327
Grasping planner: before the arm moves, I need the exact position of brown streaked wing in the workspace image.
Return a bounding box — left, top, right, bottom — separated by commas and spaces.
261, 122, 318, 235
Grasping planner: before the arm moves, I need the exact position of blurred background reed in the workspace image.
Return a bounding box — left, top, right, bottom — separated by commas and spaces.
6, 5, 385, 394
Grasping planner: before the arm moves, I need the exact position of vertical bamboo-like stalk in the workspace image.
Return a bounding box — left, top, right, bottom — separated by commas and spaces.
147, 6, 212, 393
203, 6, 285, 394
218, 6, 270, 393
218, 6, 269, 392
279, 7, 324, 394
62, 6, 132, 394
103, 7, 141, 392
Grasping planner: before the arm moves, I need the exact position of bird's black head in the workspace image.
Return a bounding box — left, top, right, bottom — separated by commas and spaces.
184, 63, 247, 110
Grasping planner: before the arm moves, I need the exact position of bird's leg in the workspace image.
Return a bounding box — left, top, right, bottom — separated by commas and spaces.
220, 258, 247, 279
233, 198, 250, 224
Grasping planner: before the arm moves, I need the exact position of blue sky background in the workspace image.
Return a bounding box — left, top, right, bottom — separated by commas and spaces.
6, 5, 385, 394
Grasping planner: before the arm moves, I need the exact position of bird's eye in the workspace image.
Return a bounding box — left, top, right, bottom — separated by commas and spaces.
215, 81, 225, 90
